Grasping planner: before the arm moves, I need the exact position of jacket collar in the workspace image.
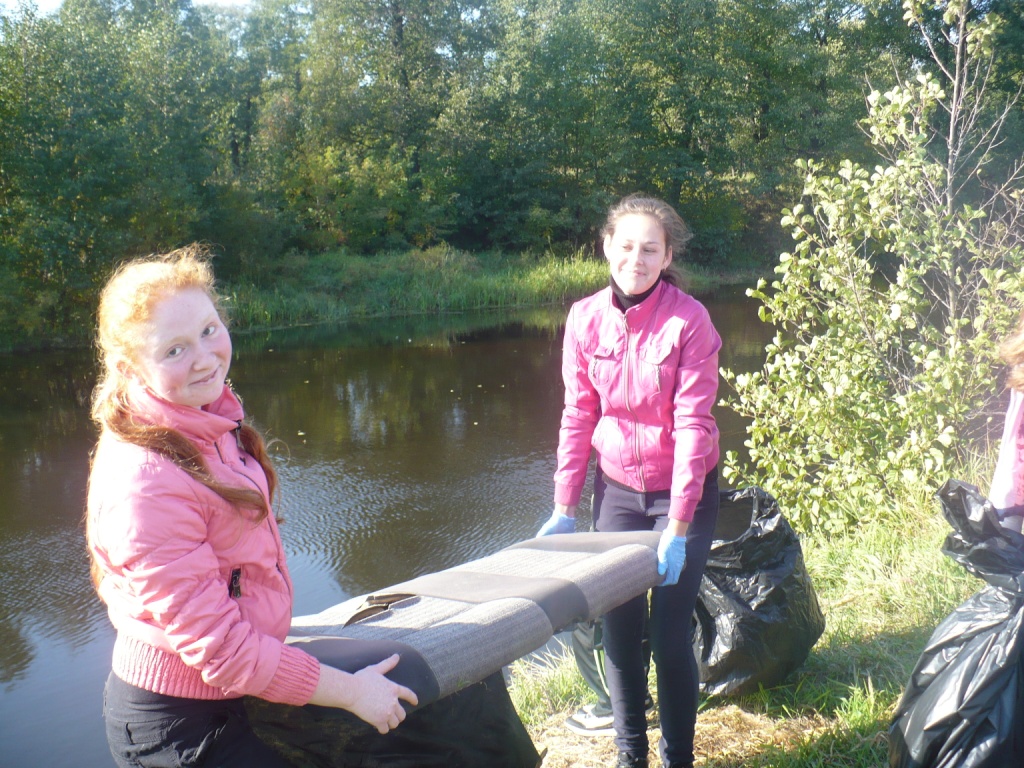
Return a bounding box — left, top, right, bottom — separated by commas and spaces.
127, 381, 244, 445
610, 275, 661, 311
606, 279, 667, 329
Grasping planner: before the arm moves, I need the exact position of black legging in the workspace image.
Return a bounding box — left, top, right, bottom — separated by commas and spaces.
593, 466, 719, 766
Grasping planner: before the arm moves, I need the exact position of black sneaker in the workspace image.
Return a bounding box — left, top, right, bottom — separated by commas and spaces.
614, 754, 648, 768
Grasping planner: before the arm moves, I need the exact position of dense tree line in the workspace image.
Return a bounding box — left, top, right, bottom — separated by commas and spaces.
1, 0, 1021, 344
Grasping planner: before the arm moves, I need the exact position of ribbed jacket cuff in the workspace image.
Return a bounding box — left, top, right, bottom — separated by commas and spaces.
258, 644, 321, 706
553, 483, 583, 507
669, 496, 695, 522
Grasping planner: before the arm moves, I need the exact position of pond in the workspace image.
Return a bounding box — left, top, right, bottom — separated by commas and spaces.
0, 287, 772, 767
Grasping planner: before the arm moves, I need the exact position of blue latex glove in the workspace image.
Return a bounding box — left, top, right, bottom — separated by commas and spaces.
657, 530, 687, 586
536, 512, 576, 537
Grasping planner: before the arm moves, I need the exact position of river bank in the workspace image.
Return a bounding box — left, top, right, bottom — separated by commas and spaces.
0, 247, 765, 353
224, 247, 766, 335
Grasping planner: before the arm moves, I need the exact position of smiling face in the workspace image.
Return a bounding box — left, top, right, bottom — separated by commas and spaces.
603, 213, 673, 296
127, 287, 232, 409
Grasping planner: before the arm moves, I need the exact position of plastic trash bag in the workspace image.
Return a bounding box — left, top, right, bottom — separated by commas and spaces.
248, 670, 542, 768
694, 486, 826, 697
888, 479, 1024, 768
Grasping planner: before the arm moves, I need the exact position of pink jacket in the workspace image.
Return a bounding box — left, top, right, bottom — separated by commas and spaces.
87, 383, 320, 704
554, 281, 721, 522
990, 387, 1024, 518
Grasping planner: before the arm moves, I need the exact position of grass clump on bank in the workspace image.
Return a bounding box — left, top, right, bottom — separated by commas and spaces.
224, 247, 606, 330
222, 246, 747, 332
507, 473, 986, 767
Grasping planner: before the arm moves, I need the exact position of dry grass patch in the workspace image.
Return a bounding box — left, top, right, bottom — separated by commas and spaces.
528, 703, 828, 767
696, 705, 827, 765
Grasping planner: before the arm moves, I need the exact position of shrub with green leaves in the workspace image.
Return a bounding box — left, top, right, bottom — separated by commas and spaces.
721, 1, 1024, 533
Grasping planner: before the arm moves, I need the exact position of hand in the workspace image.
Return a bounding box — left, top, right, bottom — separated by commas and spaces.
536, 511, 576, 537
310, 654, 419, 734
347, 655, 419, 734
657, 530, 687, 586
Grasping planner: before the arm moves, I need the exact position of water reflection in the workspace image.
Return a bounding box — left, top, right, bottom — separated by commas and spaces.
233, 314, 568, 605
0, 288, 772, 767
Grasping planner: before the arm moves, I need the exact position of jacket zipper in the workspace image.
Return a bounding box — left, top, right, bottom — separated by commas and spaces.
213, 436, 289, 590
622, 313, 646, 491
234, 424, 247, 465
215, 441, 264, 499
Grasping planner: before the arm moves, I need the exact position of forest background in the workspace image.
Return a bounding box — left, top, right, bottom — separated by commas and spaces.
3, 0, 1021, 351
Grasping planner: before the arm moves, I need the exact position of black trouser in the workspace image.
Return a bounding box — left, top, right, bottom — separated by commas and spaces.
571, 495, 652, 719
593, 466, 719, 767
571, 616, 652, 718
104, 672, 290, 768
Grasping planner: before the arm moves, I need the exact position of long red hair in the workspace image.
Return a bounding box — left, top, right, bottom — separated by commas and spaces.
87, 245, 278, 587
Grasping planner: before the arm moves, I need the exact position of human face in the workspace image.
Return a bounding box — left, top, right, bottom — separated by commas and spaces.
128, 288, 232, 409
603, 213, 672, 296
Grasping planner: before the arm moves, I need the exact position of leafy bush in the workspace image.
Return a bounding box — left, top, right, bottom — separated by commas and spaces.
721, 2, 1024, 533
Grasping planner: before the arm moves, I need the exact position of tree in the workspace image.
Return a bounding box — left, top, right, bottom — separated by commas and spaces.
438, 0, 623, 251
289, 0, 490, 251
721, 0, 1024, 533
0, 0, 135, 337
187, 0, 312, 277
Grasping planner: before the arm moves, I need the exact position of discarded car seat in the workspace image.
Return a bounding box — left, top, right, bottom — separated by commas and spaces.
248, 531, 662, 766
888, 479, 1024, 768
278, 530, 662, 707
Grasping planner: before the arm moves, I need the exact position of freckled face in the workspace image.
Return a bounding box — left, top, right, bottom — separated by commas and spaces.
604, 213, 673, 296
128, 288, 232, 409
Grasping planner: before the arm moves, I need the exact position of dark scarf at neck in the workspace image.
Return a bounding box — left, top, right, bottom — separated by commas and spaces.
610, 275, 661, 312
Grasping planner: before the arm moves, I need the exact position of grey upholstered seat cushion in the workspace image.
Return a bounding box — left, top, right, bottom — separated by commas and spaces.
288, 530, 662, 706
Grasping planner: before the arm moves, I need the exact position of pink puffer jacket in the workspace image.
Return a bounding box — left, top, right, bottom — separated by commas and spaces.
87, 383, 320, 704
554, 281, 721, 522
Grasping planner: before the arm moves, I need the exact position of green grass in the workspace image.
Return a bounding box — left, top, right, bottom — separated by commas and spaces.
222, 245, 750, 332
223, 247, 605, 330
508, 649, 594, 731
0, 244, 761, 351
507, 468, 988, 767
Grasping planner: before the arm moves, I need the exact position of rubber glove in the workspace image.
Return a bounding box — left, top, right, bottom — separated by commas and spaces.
657, 530, 687, 586
536, 512, 576, 537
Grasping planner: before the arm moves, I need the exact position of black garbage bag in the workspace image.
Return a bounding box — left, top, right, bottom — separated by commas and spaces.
693, 486, 826, 697
888, 479, 1024, 768
247, 670, 542, 768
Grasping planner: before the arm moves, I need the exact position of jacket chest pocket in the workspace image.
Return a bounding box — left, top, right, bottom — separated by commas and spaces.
638, 340, 678, 396
588, 343, 621, 388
